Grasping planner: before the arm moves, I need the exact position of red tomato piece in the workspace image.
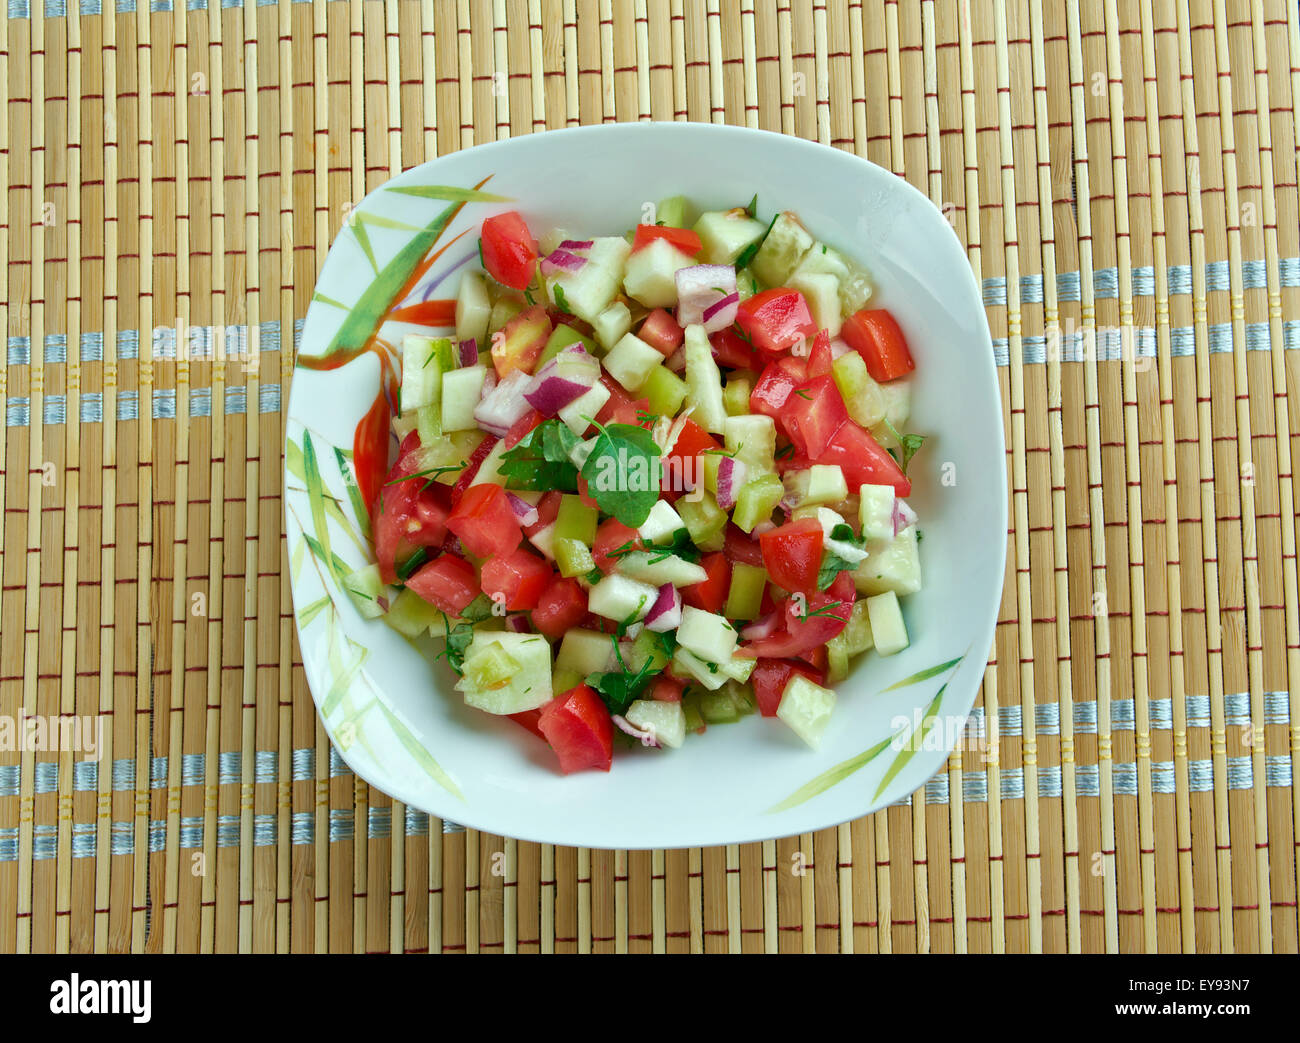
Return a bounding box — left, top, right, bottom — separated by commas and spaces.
405, 553, 479, 615
782, 420, 911, 497
631, 224, 703, 256
450, 435, 500, 506
595, 374, 653, 428
709, 327, 762, 371
527, 490, 563, 537
531, 576, 588, 641
480, 548, 551, 610
537, 685, 614, 774
447, 482, 522, 558
759, 517, 825, 596
749, 356, 809, 419
841, 308, 916, 382
735, 288, 817, 356
490, 305, 552, 379
806, 329, 833, 378
743, 573, 855, 658
372, 450, 455, 583
593, 519, 641, 574
683, 552, 731, 613
650, 676, 685, 703
504, 407, 545, 449
661, 416, 720, 493
480, 211, 539, 291
723, 524, 766, 567
781, 375, 849, 459
507, 709, 546, 740
751, 658, 826, 717
638, 308, 685, 356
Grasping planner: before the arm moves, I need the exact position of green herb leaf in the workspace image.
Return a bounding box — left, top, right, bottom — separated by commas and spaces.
586, 653, 659, 717
437, 619, 476, 676
735, 212, 778, 270
396, 547, 430, 582
881, 418, 926, 474
579, 421, 664, 527
817, 524, 866, 590
553, 284, 572, 315
744, 193, 758, 218
497, 419, 582, 491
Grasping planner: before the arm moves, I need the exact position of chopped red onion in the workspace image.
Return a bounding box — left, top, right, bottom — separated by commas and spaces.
741, 611, 781, 641
506, 492, 540, 528
665, 346, 686, 373
892, 497, 919, 537
675, 264, 739, 333
644, 583, 682, 633
829, 338, 851, 359
457, 338, 479, 367
702, 292, 740, 325
524, 351, 599, 416
611, 714, 660, 748
473, 369, 532, 436
715, 456, 747, 511
505, 614, 531, 633
557, 239, 594, 251
540, 248, 588, 277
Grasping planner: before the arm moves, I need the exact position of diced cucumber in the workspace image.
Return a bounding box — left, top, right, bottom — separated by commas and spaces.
615, 552, 707, 588
787, 271, 842, 337
716, 653, 757, 683
642, 366, 688, 418
456, 632, 553, 714
537, 322, 598, 369
591, 301, 632, 350
675, 606, 739, 662
825, 602, 872, 682
557, 381, 612, 435
638, 501, 685, 545
455, 271, 492, 348
587, 573, 658, 623
724, 680, 757, 715
831, 349, 888, 429
555, 494, 598, 546
724, 563, 766, 620
699, 688, 740, 722
682, 694, 705, 734
723, 413, 777, 475
783, 464, 848, 509
672, 647, 728, 690
392, 411, 418, 441
463, 641, 520, 690
407, 429, 484, 478
551, 667, 584, 695
655, 195, 693, 229
556, 628, 618, 676
858, 484, 897, 542
488, 295, 525, 337
853, 528, 922, 596
528, 521, 557, 560
864, 590, 909, 656
723, 375, 753, 417
554, 537, 597, 578
776, 674, 836, 748
622, 238, 697, 308
692, 209, 768, 265
400, 335, 449, 413
826, 640, 850, 683
468, 438, 512, 487
750, 211, 814, 287
676, 491, 727, 551
625, 699, 686, 749
623, 629, 671, 674
383, 588, 447, 638
604, 332, 664, 392
547, 236, 630, 322
881, 380, 911, 428
416, 404, 442, 447
683, 324, 727, 434
441, 365, 488, 432
735, 267, 761, 302
731, 473, 784, 533
343, 563, 391, 620
791, 241, 874, 314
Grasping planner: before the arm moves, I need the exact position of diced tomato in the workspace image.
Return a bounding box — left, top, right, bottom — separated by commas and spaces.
531, 576, 588, 641
480, 211, 539, 291
595, 374, 653, 427
782, 419, 911, 496
405, 553, 479, 615
735, 288, 817, 357
749, 356, 809, 419
662, 416, 720, 493
806, 329, 833, 378
372, 455, 454, 583
480, 548, 551, 610
447, 482, 522, 558
751, 658, 826, 717
781, 375, 849, 459
450, 435, 499, 506
638, 308, 685, 356
796, 645, 828, 672
508, 709, 546, 740
709, 327, 761, 371
723, 524, 766, 567
491, 305, 552, 379
593, 518, 641, 574
527, 490, 563, 537
505, 408, 545, 449
743, 573, 855, 658
683, 552, 730, 613
537, 685, 614, 774
841, 308, 915, 382
759, 517, 824, 596
631, 224, 703, 256
650, 676, 684, 703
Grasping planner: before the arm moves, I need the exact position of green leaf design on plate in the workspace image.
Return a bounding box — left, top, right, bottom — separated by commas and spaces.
312, 291, 349, 310
873, 683, 948, 801
767, 733, 896, 813
321, 637, 368, 718
334, 445, 371, 542
384, 184, 511, 203
373, 699, 463, 801
879, 655, 964, 693
302, 432, 348, 586
350, 213, 381, 276
303, 534, 355, 584
297, 594, 332, 629
287, 437, 368, 555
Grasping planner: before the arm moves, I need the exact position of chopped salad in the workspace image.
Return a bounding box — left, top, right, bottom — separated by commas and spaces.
344, 196, 925, 774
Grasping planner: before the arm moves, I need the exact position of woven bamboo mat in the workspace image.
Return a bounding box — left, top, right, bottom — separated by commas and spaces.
0, 0, 1297, 955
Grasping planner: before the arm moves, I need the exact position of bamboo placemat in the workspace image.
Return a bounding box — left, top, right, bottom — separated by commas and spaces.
0, 0, 1296, 954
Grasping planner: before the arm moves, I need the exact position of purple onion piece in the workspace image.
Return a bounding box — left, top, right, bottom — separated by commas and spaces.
557, 239, 594, 251
741, 610, 781, 641
611, 714, 660, 748
539, 248, 588, 277
702, 291, 740, 324
505, 614, 531, 634
506, 492, 540, 528
458, 338, 479, 366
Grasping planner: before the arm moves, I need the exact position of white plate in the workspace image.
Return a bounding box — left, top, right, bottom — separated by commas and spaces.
284, 122, 1005, 849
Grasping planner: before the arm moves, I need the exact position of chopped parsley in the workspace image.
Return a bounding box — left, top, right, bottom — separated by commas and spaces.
735, 212, 777, 270
817, 524, 866, 590
553, 284, 572, 314
497, 418, 582, 491
881, 418, 926, 474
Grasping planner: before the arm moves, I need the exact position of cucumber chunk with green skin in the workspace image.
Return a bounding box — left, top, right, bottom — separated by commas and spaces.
551, 667, 584, 695
776, 674, 836, 748
468, 439, 512, 488
625, 699, 686, 749
676, 491, 727, 551
723, 375, 754, 417
455, 270, 492, 348
382, 588, 447, 638
675, 606, 739, 662
555, 494, 598, 546
724, 563, 767, 621
556, 628, 619, 676
614, 552, 708, 589
537, 322, 598, 369
683, 324, 728, 434
858, 484, 897, 542
671, 647, 728, 690
655, 195, 693, 230
344, 563, 393, 620
698, 688, 740, 723
440, 365, 488, 432
731, 473, 784, 533
853, 528, 922, 596
865, 590, 909, 656
637, 501, 686, 545
546, 236, 630, 322
831, 349, 888, 429
400, 334, 450, 413
623, 238, 697, 308
750, 211, 815, 286
591, 301, 632, 350
555, 537, 597, 579
456, 632, 553, 714
783, 464, 849, 509
587, 573, 658, 623
692, 209, 768, 265
642, 366, 688, 418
